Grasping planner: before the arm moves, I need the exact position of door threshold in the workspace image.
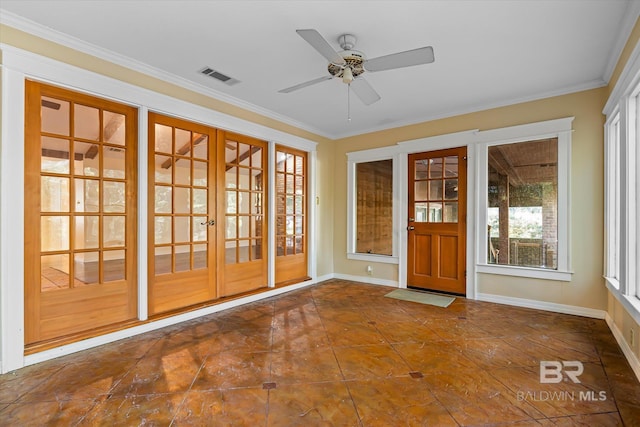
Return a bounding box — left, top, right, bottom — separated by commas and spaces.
407, 286, 465, 298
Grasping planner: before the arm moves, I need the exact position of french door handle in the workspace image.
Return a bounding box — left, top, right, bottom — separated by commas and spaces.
407, 226, 415, 231
201, 219, 215, 226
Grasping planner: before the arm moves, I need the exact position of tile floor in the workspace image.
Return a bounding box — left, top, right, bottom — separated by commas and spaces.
1, 279, 639, 426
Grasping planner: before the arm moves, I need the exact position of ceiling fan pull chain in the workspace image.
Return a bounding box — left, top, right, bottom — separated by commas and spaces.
347, 83, 351, 122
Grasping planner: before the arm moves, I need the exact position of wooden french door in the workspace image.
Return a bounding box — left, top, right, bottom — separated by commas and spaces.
220, 131, 268, 296
275, 146, 309, 285
24, 81, 138, 346
407, 147, 467, 295
148, 113, 217, 315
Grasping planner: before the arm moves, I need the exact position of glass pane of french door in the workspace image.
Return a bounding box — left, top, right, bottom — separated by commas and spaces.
25, 81, 138, 346
148, 113, 216, 315
220, 132, 268, 296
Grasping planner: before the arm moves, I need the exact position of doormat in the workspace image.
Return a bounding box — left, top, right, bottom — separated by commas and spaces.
384, 289, 455, 308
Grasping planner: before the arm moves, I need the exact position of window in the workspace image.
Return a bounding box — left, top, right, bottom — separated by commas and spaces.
604, 75, 640, 322
487, 138, 558, 269
346, 146, 399, 264
477, 118, 572, 281
355, 160, 393, 255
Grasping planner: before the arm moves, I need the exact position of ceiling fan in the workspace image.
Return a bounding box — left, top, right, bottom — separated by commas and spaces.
278, 29, 435, 106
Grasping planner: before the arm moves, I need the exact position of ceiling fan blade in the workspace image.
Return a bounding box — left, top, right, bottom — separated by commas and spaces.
350, 77, 381, 105
278, 76, 333, 93
296, 29, 346, 65
365, 46, 434, 72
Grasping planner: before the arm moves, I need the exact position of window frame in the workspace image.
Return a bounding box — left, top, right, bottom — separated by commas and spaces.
475, 118, 573, 281
603, 41, 640, 324
346, 146, 400, 264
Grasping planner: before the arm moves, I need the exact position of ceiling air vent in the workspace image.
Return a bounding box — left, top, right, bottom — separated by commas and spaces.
199, 67, 240, 86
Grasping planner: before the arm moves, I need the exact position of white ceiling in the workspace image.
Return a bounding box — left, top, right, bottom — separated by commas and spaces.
1, 1, 637, 139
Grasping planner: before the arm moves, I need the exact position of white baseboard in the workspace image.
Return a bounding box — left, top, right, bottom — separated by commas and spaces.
315, 273, 335, 283
333, 273, 399, 288
476, 292, 607, 319
605, 313, 640, 382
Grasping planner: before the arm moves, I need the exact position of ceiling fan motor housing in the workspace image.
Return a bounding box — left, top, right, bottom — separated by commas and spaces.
328, 51, 366, 79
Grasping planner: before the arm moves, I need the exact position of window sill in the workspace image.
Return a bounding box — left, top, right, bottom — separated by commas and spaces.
476, 264, 573, 281
347, 253, 399, 264
605, 279, 640, 326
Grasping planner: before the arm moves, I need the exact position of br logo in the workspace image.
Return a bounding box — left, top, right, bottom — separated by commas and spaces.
539, 361, 584, 383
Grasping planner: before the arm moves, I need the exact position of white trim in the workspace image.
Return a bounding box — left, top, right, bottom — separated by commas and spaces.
397, 152, 409, 290
625, 91, 638, 298
603, 43, 640, 324
473, 117, 574, 144
346, 144, 400, 162
0, 11, 610, 141
333, 273, 398, 288
605, 313, 640, 382
604, 112, 621, 282
0, 66, 26, 372
346, 253, 398, 264
315, 273, 334, 283
475, 117, 574, 281
333, 80, 604, 139
398, 129, 479, 152
0, 45, 319, 373
476, 293, 606, 319
557, 129, 572, 273
605, 276, 621, 292
267, 142, 276, 288
308, 150, 318, 280
604, 38, 640, 115
345, 152, 399, 261
23, 278, 317, 368
0, 44, 318, 152
137, 107, 149, 320
464, 143, 477, 299
346, 130, 478, 295
476, 265, 572, 282
0, 11, 330, 140
397, 131, 478, 297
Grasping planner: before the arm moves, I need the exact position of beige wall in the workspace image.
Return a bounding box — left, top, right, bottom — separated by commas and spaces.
2, 17, 639, 350
314, 138, 335, 277
332, 88, 608, 310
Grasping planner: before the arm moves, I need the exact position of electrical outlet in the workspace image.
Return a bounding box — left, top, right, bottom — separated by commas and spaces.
366, 265, 373, 275
631, 328, 636, 347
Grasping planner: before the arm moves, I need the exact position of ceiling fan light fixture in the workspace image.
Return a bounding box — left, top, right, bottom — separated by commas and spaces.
342, 66, 354, 84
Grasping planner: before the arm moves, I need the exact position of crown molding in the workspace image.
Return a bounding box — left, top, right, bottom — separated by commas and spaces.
0, 9, 332, 140
332, 78, 606, 140
602, 0, 640, 84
